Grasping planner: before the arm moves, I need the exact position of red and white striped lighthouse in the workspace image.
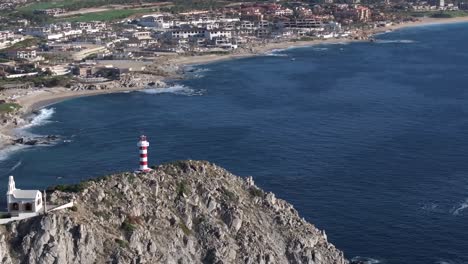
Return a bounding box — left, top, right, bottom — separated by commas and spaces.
137, 135, 152, 173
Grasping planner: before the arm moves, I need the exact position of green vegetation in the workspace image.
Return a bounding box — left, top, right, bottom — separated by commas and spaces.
249, 187, 263, 198
86, 174, 112, 183
221, 187, 237, 202
18, 0, 222, 13
18, 1, 69, 12
18, 0, 137, 12
121, 215, 142, 233
121, 220, 137, 232
409, 10, 468, 18
28, 76, 71, 88
0, 72, 70, 89
0, 213, 12, 219
56, 8, 156, 22
161, 0, 223, 13
115, 238, 129, 247
9, 11, 52, 25
176, 180, 191, 197
179, 222, 192, 236
0, 38, 41, 52
0, 103, 21, 114
50, 182, 88, 193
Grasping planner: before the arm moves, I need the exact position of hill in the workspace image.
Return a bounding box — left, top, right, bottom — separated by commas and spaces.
0, 160, 347, 264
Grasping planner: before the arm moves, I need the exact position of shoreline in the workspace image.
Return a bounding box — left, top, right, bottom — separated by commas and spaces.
16, 16, 468, 113
1, 16, 468, 150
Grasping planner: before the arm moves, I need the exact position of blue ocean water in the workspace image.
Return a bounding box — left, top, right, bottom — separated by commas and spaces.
2, 23, 468, 263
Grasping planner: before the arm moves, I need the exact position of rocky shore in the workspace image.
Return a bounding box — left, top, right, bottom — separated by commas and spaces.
1, 16, 468, 152
0, 72, 172, 149
0, 160, 348, 264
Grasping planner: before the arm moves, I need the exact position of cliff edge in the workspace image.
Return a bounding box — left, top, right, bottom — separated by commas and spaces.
0, 160, 347, 264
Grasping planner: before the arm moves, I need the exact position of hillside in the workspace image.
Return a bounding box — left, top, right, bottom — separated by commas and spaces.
0, 160, 348, 264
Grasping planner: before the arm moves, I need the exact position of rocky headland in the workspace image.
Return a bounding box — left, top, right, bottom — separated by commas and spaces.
0, 160, 347, 264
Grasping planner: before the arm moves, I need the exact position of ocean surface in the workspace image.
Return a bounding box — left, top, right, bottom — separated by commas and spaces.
2, 22, 468, 263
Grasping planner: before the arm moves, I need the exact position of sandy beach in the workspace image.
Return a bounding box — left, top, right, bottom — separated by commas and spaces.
1, 15, 468, 148
15, 16, 468, 113
16, 86, 148, 113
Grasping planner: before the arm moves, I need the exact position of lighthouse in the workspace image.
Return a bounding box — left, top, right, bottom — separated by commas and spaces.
137, 135, 152, 173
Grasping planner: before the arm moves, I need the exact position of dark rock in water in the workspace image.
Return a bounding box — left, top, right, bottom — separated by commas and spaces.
12, 138, 24, 144
23, 140, 38, 145
0, 160, 348, 264
147, 82, 155, 86
12, 135, 59, 146
46, 135, 58, 140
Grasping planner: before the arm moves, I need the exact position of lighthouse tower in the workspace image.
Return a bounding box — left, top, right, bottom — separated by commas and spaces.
137, 135, 152, 173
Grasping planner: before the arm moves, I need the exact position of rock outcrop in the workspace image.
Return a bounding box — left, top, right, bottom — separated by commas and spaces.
0, 160, 348, 264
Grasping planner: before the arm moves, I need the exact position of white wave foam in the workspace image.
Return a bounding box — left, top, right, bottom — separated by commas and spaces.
7, 160, 22, 172
265, 53, 288, 57
0, 108, 58, 163
14, 108, 56, 138
24, 108, 55, 129
264, 49, 288, 57
435, 259, 464, 264
451, 198, 468, 215
329, 41, 351, 45
140, 85, 204, 96
0, 145, 29, 162
421, 202, 441, 212
312, 47, 329, 52
374, 39, 416, 44
186, 67, 212, 78
351, 256, 381, 264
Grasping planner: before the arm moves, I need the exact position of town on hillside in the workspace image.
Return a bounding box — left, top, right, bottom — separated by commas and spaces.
0, 0, 463, 125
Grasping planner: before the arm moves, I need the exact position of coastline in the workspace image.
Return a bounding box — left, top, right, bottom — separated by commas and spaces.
1, 15, 468, 150
15, 16, 468, 113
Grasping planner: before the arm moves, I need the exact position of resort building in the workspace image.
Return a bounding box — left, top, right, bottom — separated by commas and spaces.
6, 49, 38, 60
356, 6, 371, 22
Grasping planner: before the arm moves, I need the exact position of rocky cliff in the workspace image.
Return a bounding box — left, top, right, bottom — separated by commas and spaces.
0, 160, 348, 264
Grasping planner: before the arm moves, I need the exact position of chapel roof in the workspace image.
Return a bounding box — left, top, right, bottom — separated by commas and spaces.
11, 189, 40, 199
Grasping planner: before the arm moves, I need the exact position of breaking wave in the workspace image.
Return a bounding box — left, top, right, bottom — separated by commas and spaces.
265, 49, 289, 57
0, 145, 29, 162
15, 108, 56, 138
140, 85, 205, 96
451, 198, 468, 216
185, 67, 212, 78
312, 47, 329, 52
23, 108, 55, 129
421, 202, 444, 213
351, 256, 382, 264
374, 39, 416, 44
435, 259, 465, 264
8, 160, 22, 173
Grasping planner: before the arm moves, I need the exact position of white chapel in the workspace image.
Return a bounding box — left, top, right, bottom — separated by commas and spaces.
6, 176, 43, 216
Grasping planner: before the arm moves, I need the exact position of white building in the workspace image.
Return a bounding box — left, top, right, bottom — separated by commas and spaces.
6, 49, 38, 60
274, 8, 294, 16
132, 31, 152, 40
76, 21, 107, 33
440, 0, 445, 8
139, 15, 174, 29
204, 30, 232, 40
0, 31, 13, 41
169, 29, 206, 39
6, 176, 43, 216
